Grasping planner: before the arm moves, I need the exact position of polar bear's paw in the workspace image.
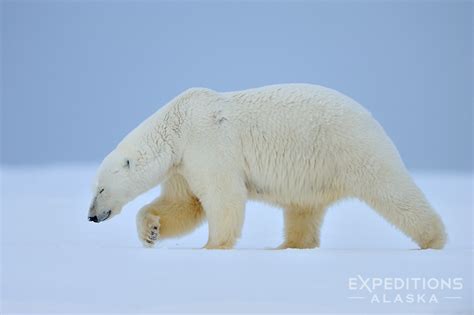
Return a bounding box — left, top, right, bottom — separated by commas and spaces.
418, 232, 446, 250
204, 243, 233, 250
275, 241, 319, 250
137, 212, 160, 248
204, 239, 235, 250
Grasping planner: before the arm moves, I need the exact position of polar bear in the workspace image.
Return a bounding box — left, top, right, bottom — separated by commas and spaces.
88, 84, 446, 249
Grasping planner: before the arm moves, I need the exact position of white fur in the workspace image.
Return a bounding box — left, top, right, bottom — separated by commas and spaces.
90, 84, 446, 249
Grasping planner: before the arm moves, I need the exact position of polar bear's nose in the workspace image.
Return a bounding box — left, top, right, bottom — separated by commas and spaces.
88, 210, 112, 223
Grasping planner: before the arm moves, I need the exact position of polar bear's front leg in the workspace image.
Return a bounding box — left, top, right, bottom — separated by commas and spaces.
196, 176, 246, 249
136, 196, 205, 247
137, 205, 161, 247
203, 198, 246, 249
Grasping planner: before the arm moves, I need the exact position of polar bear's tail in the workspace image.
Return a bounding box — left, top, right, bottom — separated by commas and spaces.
357, 170, 447, 249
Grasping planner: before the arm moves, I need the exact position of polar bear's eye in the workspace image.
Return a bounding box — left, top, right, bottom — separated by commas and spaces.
125, 159, 130, 169
99, 188, 105, 194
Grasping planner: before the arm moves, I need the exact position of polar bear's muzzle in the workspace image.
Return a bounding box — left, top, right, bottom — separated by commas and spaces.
88, 196, 113, 223
88, 210, 112, 223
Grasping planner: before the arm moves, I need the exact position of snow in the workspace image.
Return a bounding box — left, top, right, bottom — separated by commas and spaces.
1, 165, 473, 314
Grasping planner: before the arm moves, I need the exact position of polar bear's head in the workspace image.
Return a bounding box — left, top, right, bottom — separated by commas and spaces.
87, 89, 196, 223
88, 133, 173, 223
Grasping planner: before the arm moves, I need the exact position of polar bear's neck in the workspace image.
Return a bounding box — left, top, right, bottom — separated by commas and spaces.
120, 90, 196, 165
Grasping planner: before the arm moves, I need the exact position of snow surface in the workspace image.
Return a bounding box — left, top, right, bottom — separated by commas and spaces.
1, 165, 473, 314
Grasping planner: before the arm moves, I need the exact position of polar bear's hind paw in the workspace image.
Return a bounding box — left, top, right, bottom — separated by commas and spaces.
419, 234, 446, 250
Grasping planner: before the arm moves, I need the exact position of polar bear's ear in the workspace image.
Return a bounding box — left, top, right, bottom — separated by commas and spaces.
124, 159, 131, 169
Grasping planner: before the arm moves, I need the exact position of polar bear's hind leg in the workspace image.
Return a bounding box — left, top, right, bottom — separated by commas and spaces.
278, 205, 328, 249
359, 173, 446, 249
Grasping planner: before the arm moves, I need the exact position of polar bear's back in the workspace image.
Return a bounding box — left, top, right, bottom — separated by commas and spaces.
225, 84, 372, 138
221, 84, 406, 205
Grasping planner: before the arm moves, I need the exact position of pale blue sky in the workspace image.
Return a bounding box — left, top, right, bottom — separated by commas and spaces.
1, 1, 472, 170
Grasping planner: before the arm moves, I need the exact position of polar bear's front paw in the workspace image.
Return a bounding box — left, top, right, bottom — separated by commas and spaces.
137, 212, 160, 248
